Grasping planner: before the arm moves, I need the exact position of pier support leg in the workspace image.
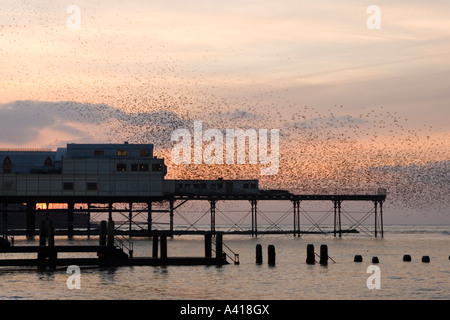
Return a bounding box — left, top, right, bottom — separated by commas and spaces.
169, 199, 174, 236
38, 220, 47, 260
333, 200, 342, 238
374, 201, 378, 238
107, 219, 115, 247
147, 202, 152, 237
26, 202, 36, 238
152, 232, 159, 258
204, 232, 212, 258
160, 232, 167, 259
2, 203, 7, 237
67, 202, 74, 239
99, 220, 107, 246
215, 232, 223, 259
129, 202, 133, 238
108, 202, 113, 221
380, 201, 384, 238
87, 203, 91, 239
293, 199, 300, 237
210, 200, 216, 234
250, 200, 258, 237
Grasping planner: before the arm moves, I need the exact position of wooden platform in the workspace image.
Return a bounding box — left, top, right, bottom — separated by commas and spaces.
0, 245, 229, 267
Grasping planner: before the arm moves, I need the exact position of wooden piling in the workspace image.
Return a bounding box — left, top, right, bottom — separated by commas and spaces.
204, 232, 212, 258
268, 245, 276, 266
215, 233, 223, 259
403, 254, 412, 262
152, 232, 159, 258
306, 244, 315, 264
319, 244, 328, 266
372, 256, 379, 264
421, 256, 430, 263
47, 220, 55, 247
39, 220, 47, 247
38, 220, 47, 260
107, 219, 115, 247
99, 220, 107, 246
255, 244, 263, 264
354, 255, 363, 262
160, 233, 167, 259
47, 220, 57, 266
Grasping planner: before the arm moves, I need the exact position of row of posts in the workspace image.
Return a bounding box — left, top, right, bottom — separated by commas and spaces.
256, 243, 330, 266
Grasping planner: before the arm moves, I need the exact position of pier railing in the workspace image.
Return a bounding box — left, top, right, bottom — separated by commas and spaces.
114, 235, 134, 258
211, 237, 239, 265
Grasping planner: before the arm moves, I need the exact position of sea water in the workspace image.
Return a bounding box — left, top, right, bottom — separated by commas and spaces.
0, 224, 448, 300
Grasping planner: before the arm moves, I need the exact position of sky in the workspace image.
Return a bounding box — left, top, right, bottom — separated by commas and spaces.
1, 0, 449, 224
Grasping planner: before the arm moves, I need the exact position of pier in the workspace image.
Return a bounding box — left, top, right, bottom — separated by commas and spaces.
0, 192, 386, 240
0, 220, 231, 268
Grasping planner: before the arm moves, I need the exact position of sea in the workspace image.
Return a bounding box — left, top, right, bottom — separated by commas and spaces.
0, 224, 448, 304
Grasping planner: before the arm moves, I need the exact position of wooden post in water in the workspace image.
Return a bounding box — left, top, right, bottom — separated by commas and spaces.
319, 244, 328, 266
152, 232, 159, 258
47, 220, 55, 247
99, 220, 107, 246
39, 220, 47, 246
268, 245, 276, 266
306, 244, 315, 264
204, 232, 212, 258
215, 232, 223, 259
107, 219, 115, 247
38, 220, 47, 260
256, 244, 263, 264
47, 220, 56, 265
67, 202, 74, 239
160, 232, 167, 259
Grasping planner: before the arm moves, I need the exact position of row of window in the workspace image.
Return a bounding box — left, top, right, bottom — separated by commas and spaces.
94, 149, 151, 157
116, 163, 162, 172
176, 182, 257, 189
2, 156, 53, 173
63, 182, 97, 191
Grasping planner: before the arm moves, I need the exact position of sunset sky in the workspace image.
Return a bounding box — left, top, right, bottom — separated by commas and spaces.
1, 1, 449, 223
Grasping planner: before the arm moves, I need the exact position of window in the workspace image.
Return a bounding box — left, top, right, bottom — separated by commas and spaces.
139, 164, 149, 171
87, 182, 97, 191
94, 150, 104, 156
117, 150, 127, 157
251, 183, 257, 189
131, 164, 138, 171
243, 183, 249, 189
140, 150, 150, 157
44, 157, 53, 167
152, 163, 162, 171
63, 182, 74, 190
117, 164, 127, 172
2, 157, 11, 173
